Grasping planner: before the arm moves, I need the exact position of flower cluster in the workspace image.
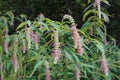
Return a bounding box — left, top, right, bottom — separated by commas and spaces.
12, 38, 19, 72
22, 39, 26, 53
26, 27, 32, 49
4, 31, 8, 53
101, 55, 109, 76
52, 30, 61, 64
45, 61, 51, 80
32, 32, 39, 50
12, 53, 18, 72
95, 0, 100, 6
63, 14, 84, 56
95, 0, 101, 19
75, 68, 80, 80
71, 24, 84, 56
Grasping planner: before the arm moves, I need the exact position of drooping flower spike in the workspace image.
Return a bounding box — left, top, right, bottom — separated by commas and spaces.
32, 32, 39, 50
95, 0, 101, 19
22, 39, 26, 54
63, 14, 84, 56
4, 31, 9, 53
45, 61, 51, 80
12, 38, 19, 72
26, 27, 32, 49
75, 68, 80, 80
101, 54, 109, 76
52, 30, 61, 64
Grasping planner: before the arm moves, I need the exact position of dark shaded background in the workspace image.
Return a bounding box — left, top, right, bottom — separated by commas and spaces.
0, 0, 120, 43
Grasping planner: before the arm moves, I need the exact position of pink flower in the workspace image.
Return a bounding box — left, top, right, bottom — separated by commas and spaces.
52, 49, 61, 64
45, 61, 51, 80
33, 32, 39, 49
39, 13, 45, 19
22, 39, 26, 53
95, 0, 101, 19
4, 41, 8, 53
71, 24, 84, 56
4, 31, 9, 53
71, 27, 79, 49
95, 0, 101, 6
34, 32, 39, 43
75, 68, 80, 80
101, 57, 109, 76
11, 38, 19, 72
77, 43, 84, 56
52, 31, 61, 64
12, 53, 18, 72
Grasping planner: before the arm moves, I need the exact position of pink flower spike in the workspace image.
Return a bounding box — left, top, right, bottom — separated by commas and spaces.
22, 40, 26, 54
12, 53, 18, 72
22, 45, 26, 53
33, 32, 39, 49
45, 61, 51, 80
101, 57, 109, 76
39, 13, 45, 19
95, 0, 101, 6
77, 43, 84, 56
75, 68, 80, 80
52, 30, 61, 64
4, 41, 8, 53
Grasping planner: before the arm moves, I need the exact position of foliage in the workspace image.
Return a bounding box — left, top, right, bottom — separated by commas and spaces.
0, 0, 120, 80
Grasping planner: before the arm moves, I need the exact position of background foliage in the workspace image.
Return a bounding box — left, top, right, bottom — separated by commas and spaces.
0, 0, 119, 43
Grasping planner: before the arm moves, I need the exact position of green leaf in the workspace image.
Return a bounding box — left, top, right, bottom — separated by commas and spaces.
20, 14, 27, 20
34, 60, 44, 70
39, 21, 49, 31
81, 22, 93, 32
83, 3, 93, 12
49, 21, 59, 30
83, 9, 97, 21
17, 21, 27, 30
5, 11, 14, 18
101, 11, 109, 23
27, 20, 31, 26
94, 41, 105, 54
102, 0, 110, 6
96, 27, 104, 40
81, 62, 96, 68
64, 47, 73, 62
107, 71, 112, 80
94, 74, 101, 80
